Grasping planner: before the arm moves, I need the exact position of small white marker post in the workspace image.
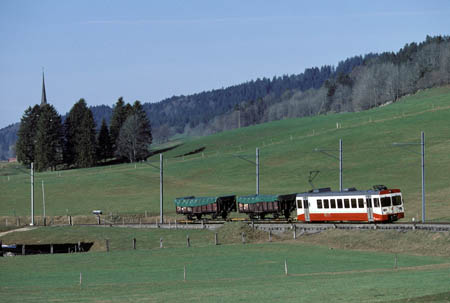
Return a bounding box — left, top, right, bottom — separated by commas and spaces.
80, 272, 82, 286
284, 259, 288, 276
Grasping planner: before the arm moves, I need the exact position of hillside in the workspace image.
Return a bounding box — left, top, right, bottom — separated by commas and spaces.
1, 86, 450, 221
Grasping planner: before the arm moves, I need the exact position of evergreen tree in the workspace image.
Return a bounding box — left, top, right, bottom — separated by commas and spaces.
109, 97, 131, 153
35, 104, 63, 171
96, 118, 112, 162
64, 99, 97, 168
16, 105, 41, 165
132, 100, 152, 145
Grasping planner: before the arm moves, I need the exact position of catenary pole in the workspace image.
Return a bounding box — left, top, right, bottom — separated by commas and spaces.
31, 162, 34, 226
160, 153, 164, 224
339, 139, 343, 192
42, 180, 46, 222
421, 131, 425, 222
256, 148, 259, 195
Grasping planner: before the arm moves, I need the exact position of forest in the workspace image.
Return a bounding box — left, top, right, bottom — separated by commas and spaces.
1, 35, 449, 161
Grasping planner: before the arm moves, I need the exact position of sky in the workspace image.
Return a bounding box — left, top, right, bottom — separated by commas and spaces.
1, 0, 450, 128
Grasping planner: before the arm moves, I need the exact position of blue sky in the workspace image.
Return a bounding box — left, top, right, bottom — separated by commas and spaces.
1, 0, 450, 127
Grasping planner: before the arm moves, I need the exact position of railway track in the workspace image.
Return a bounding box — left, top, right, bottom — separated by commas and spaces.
82, 220, 450, 233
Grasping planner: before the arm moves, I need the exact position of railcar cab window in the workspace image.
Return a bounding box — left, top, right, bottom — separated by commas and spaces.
337, 199, 343, 208
344, 199, 350, 208
392, 196, 402, 206
381, 197, 391, 207
324, 199, 329, 209
330, 199, 336, 209
351, 199, 357, 208
317, 199, 322, 209
358, 198, 364, 208
374, 198, 380, 207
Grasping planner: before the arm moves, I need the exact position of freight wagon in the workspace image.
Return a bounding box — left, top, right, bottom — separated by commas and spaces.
174, 195, 236, 220
237, 194, 297, 219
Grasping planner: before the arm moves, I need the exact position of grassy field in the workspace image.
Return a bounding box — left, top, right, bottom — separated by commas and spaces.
1, 86, 450, 221
1, 226, 450, 302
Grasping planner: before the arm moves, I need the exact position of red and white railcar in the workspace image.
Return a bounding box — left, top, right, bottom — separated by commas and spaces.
296, 187, 404, 223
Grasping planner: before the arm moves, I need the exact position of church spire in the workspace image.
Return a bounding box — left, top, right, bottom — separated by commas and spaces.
41, 70, 47, 106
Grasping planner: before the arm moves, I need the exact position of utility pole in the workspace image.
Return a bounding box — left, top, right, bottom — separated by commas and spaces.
30, 162, 34, 226
256, 148, 259, 195
160, 153, 164, 224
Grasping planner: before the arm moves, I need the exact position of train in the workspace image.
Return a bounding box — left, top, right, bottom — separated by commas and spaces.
174, 185, 405, 223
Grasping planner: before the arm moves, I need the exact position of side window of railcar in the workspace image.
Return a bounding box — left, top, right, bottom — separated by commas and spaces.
374, 198, 380, 207
337, 199, 343, 208
367, 198, 372, 208
344, 199, 350, 208
317, 199, 322, 209
297, 200, 302, 208
351, 199, 357, 208
358, 198, 364, 208
381, 197, 391, 207
324, 199, 329, 209
330, 199, 336, 208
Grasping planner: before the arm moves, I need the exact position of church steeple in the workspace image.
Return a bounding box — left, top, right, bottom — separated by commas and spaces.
41, 71, 47, 106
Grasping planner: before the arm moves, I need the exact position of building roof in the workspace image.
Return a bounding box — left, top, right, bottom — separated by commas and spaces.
41, 72, 47, 106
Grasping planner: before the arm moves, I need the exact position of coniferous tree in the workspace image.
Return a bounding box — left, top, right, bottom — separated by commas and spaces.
109, 97, 131, 154
96, 118, 112, 162
64, 99, 97, 168
35, 104, 63, 171
16, 105, 41, 165
132, 100, 152, 145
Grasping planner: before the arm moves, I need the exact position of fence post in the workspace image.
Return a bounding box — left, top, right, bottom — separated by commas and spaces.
184, 265, 186, 282
50, 244, 54, 254
133, 238, 136, 250
241, 232, 246, 244
186, 235, 190, 247
160, 237, 163, 248
284, 259, 288, 276
105, 239, 109, 252
22, 244, 25, 255
293, 225, 297, 240
269, 230, 272, 242
215, 232, 218, 245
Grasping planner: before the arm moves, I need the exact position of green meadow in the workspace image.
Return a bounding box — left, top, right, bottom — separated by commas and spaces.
1, 226, 450, 302
1, 86, 450, 221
